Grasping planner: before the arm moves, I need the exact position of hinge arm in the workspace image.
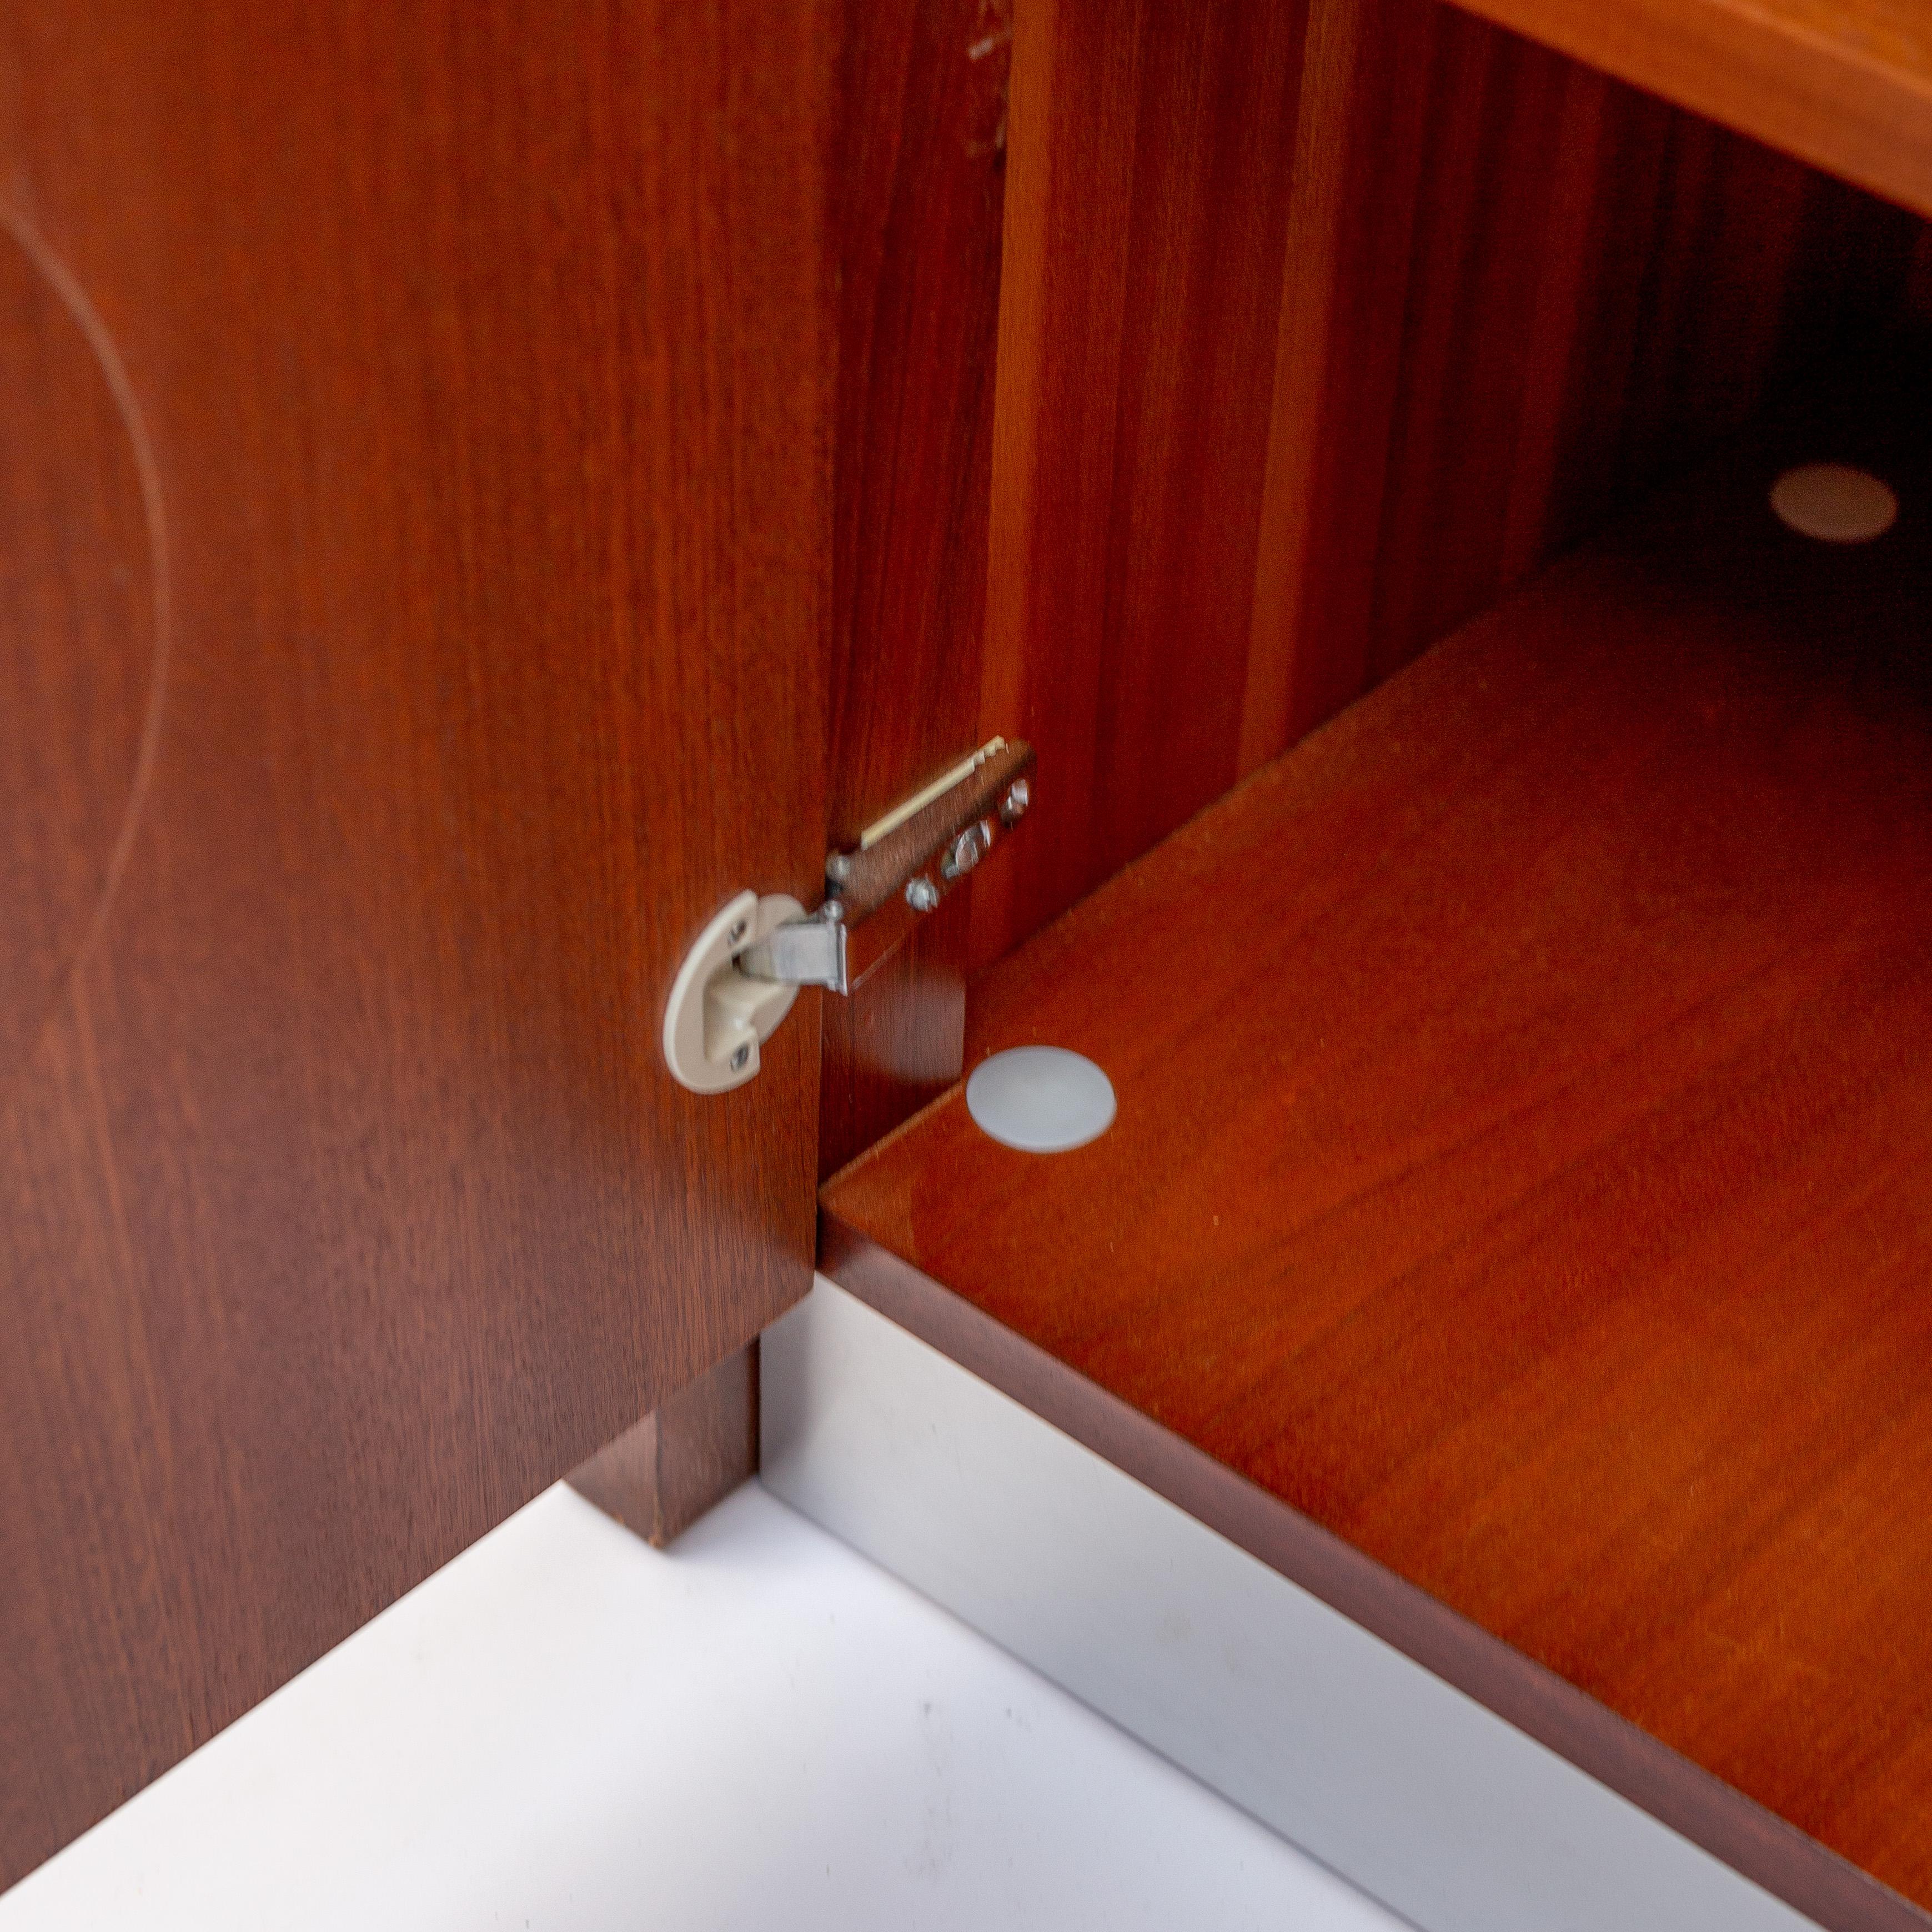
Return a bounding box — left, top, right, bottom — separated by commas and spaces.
733, 901, 849, 996
730, 736, 1034, 1001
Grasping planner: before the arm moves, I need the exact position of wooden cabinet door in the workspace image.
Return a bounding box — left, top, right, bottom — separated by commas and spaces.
0, 0, 831, 1886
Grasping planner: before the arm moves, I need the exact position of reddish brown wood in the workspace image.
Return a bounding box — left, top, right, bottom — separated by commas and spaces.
570, 1348, 760, 1548
973, 0, 1310, 972
818, 0, 1011, 1176
1244, 0, 1923, 767
0, 0, 832, 1886
608, 0, 1015, 1540
826, 356, 1932, 1922
820, 891, 976, 1181
976, 0, 1925, 972
1446, 0, 1932, 222
0, 222, 156, 1099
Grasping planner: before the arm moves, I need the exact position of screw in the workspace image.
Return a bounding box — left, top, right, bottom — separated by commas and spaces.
1000, 779, 1030, 826
906, 876, 940, 913
941, 829, 982, 881
820, 897, 845, 924
730, 1043, 751, 1072
727, 917, 748, 946
826, 852, 854, 882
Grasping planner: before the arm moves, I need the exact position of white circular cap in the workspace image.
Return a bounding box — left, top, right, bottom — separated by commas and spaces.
1769, 463, 1898, 543
966, 1046, 1116, 1153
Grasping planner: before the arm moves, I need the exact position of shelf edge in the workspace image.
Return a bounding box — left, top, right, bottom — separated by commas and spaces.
1447, 0, 1932, 218
817, 1210, 1931, 1932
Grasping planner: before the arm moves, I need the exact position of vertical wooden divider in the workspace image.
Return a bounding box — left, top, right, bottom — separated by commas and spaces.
818, 0, 1013, 1180
578, 0, 1012, 1542
972, 0, 1312, 973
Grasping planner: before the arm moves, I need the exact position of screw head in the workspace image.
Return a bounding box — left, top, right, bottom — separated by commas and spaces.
906, 876, 940, 913
826, 852, 854, 882
1000, 779, 1030, 825
730, 1043, 751, 1072
941, 829, 983, 881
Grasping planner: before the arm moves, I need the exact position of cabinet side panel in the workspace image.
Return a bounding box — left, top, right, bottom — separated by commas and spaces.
819, 0, 1011, 1175
585, 0, 1013, 1551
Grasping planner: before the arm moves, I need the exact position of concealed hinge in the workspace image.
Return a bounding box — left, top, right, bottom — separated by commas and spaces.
738, 736, 1035, 990
824, 736, 1034, 920
664, 739, 1034, 1093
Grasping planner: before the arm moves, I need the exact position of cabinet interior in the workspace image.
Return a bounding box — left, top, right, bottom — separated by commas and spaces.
822, 1, 1932, 1923
970, 0, 1932, 978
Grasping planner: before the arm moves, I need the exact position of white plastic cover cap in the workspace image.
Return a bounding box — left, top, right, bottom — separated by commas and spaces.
965, 1046, 1116, 1153
1769, 463, 1897, 543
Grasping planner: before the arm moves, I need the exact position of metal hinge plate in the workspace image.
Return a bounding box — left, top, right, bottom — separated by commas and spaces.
664, 739, 1035, 1092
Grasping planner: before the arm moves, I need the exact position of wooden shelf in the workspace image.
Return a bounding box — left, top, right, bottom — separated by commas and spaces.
1449, 0, 1932, 219
821, 352, 1932, 1932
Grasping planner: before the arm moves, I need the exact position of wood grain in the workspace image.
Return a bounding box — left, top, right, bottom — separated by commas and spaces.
826, 354, 1932, 1922
1243, 0, 1924, 766
569, 1348, 760, 1549
976, 0, 1925, 971
0, 0, 832, 1885
973, 0, 1309, 972
610, 0, 1014, 1534
0, 222, 158, 1095
818, 0, 1011, 1176
820, 898, 983, 1182
1446, 0, 1932, 222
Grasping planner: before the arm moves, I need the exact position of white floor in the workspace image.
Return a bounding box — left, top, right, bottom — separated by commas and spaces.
1, 1480, 1403, 1932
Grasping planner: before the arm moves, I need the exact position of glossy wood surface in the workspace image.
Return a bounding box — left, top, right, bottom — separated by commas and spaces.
614, 0, 1011, 1527
0, 227, 156, 1101
0, 0, 831, 1884
827, 357, 1932, 1923
818, 0, 1011, 1176
1447, 0, 1932, 220
974, 0, 1925, 971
